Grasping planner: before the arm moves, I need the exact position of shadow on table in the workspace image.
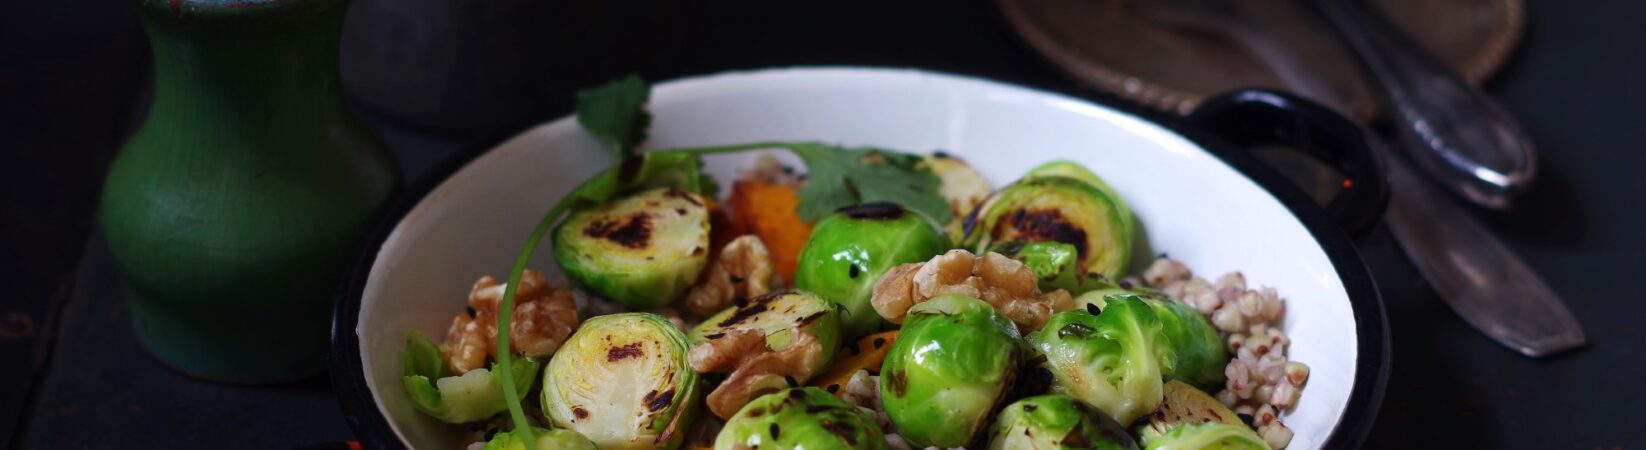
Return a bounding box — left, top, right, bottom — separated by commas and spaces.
1358, 228, 1499, 449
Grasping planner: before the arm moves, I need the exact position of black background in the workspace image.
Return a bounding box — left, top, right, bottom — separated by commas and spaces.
3, 0, 1643, 448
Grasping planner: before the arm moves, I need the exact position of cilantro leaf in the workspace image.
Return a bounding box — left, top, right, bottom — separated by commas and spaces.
575, 75, 651, 159
787, 143, 951, 223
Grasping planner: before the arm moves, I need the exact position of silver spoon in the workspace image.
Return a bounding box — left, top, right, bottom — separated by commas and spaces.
1307, 0, 1538, 210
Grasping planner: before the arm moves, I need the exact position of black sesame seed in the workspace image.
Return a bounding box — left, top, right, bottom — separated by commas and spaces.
1086, 303, 1102, 315
1023, 404, 1038, 412
848, 265, 861, 279
789, 389, 807, 400
873, 338, 886, 349
1238, 413, 1256, 426
826, 384, 840, 393
770, 423, 781, 440
784, 375, 798, 387
1118, 279, 1134, 290
730, 275, 744, 284
465, 307, 477, 318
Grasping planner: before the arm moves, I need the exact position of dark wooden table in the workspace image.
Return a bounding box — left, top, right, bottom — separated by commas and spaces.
4, 0, 1643, 448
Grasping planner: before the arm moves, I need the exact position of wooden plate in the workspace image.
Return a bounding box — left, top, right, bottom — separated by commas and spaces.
998, 0, 1524, 117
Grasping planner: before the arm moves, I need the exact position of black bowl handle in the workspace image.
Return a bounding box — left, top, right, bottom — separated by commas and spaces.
1184, 89, 1389, 237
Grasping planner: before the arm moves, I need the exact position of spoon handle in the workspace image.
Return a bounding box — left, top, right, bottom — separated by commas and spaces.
1377, 137, 1585, 357
1308, 0, 1537, 209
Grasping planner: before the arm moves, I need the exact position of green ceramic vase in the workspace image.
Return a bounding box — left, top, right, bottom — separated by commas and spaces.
102, 0, 398, 383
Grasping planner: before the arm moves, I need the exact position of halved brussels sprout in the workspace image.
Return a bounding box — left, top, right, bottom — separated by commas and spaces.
991, 240, 1120, 295
1143, 422, 1271, 450
1023, 160, 1134, 239
1027, 296, 1164, 425
1073, 292, 1226, 390
541, 313, 701, 450
920, 153, 992, 242
483, 426, 598, 450
1136, 381, 1244, 445
795, 202, 951, 338
402, 331, 541, 424
689, 291, 841, 355
714, 387, 888, 450
880, 295, 1022, 448
987, 394, 1139, 450
963, 176, 1131, 280
553, 187, 712, 308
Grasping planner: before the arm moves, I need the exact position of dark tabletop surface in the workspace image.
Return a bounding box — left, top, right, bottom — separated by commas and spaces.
4, 0, 1644, 449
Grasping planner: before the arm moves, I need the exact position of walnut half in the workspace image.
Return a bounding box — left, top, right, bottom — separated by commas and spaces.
442, 269, 580, 374
688, 329, 828, 419
871, 249, 1071, 333
682, 235, 780, 318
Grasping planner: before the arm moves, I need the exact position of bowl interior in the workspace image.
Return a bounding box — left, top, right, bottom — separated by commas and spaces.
354, 68, 1359, 449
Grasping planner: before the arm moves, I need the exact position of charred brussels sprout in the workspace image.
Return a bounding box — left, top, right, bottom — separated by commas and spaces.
795, 202, 950, 338
689, 291, 841, 354
483, 427, 598, 450
1074, 292, 1226, 390
919, 153, 992, 242
1027, 296, 1164, 425
553, 187, 712, 308
991, 240, 1119, 295
1143, 422, 1271, 450
987, 394, 1139, 450
1136, 381, 1244, 445
714, 387, 888, 450
964, 176, 1131, 280
402, 331, 541, 424
541, 313, 700, 450
880, 295, 1022, 448
1023, 160, 1134, 239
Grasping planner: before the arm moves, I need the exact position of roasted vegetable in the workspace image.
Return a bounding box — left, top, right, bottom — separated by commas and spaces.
688, 291, 842, 419
402, 331, 541, 424
795, 202, 951, 338
1027, 296, 1165, 425
987, 394, 1139, 450
483, 427, 598, 450
726, 179, 812, 283
991, 240, 1119, 295
714, 387, 888, 450
541, 313, 700, 450
880, 295, 1022, 448
809, 331, 898, 398
1074, 292, 1227, 390
1143, 422, 1271, 450
920, 153, 992, 242
964, 176, 1131, 280
552, 187, 712, 308
1136, 381, 1244, 445
1023, 160, 1133, 239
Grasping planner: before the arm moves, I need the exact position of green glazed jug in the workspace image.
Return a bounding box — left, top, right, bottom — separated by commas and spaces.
102, 0, 398, 383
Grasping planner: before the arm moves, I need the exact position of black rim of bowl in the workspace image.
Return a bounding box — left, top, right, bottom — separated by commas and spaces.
331, 68, 1389, 450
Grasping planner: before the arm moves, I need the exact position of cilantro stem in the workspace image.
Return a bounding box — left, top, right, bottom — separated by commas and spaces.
494, 196, 576, 450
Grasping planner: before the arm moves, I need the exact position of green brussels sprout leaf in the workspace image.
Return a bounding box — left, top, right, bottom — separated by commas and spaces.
402, 331, 541, 424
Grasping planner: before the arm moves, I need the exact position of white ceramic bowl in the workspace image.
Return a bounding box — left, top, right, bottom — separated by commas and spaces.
333, 67, 1387, 450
